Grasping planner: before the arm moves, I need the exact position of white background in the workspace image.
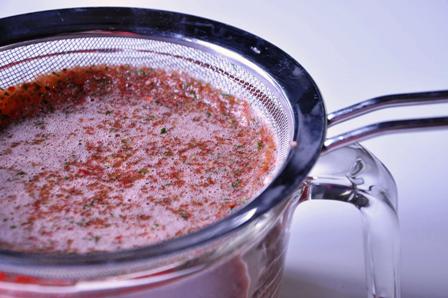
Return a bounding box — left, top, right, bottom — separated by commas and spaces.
1, 1, 448, 297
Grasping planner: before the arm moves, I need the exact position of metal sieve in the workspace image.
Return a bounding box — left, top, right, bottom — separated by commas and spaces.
0, 7, 447, 297
0, 7, 324, 268
0, 33, 294, 182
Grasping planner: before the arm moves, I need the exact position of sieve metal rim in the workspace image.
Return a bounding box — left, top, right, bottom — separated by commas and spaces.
0, 7, 326, 269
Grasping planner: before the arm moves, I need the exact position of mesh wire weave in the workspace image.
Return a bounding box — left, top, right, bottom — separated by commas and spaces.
0, 34, 293, 183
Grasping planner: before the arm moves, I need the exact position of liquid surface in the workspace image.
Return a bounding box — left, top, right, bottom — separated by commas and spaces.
0, 65, 276, 253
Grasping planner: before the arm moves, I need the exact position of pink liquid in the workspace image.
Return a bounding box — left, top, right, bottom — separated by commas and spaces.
0, 65, 277, 254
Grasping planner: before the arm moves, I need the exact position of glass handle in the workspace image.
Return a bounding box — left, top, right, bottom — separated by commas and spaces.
301, 144, 400, 298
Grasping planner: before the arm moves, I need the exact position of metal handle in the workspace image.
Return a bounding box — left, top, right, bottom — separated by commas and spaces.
323, 90, 448, 152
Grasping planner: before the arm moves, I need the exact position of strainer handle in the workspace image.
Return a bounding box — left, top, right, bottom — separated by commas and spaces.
323, 90, 448, 152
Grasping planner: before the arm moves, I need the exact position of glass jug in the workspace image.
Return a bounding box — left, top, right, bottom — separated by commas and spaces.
0, 144, 398, 298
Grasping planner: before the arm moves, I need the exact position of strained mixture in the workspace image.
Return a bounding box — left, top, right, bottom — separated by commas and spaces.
0, 65, 276, 253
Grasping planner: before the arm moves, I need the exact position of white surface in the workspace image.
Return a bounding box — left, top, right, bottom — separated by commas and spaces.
1, 1, 448, 297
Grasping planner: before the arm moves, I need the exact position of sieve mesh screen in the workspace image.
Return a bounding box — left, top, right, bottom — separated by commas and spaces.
0, 34, 294, 176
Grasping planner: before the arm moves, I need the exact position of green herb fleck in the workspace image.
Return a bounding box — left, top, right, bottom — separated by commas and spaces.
178, 209, 190, 220
137, 69, 147, 76
231, 179, 241, 189
83, 200, 95, 209
138, 168, 149, 175
257, 141, 264, 150
160, 127, 167, 134
105, 110, 113, 115
189, 90, 198, 100
16, 171, 26, 176
94, 236, 101, 243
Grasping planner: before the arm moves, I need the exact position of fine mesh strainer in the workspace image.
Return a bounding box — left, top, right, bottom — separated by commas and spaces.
0, 33, 294, 179
0, 7, 447, 298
